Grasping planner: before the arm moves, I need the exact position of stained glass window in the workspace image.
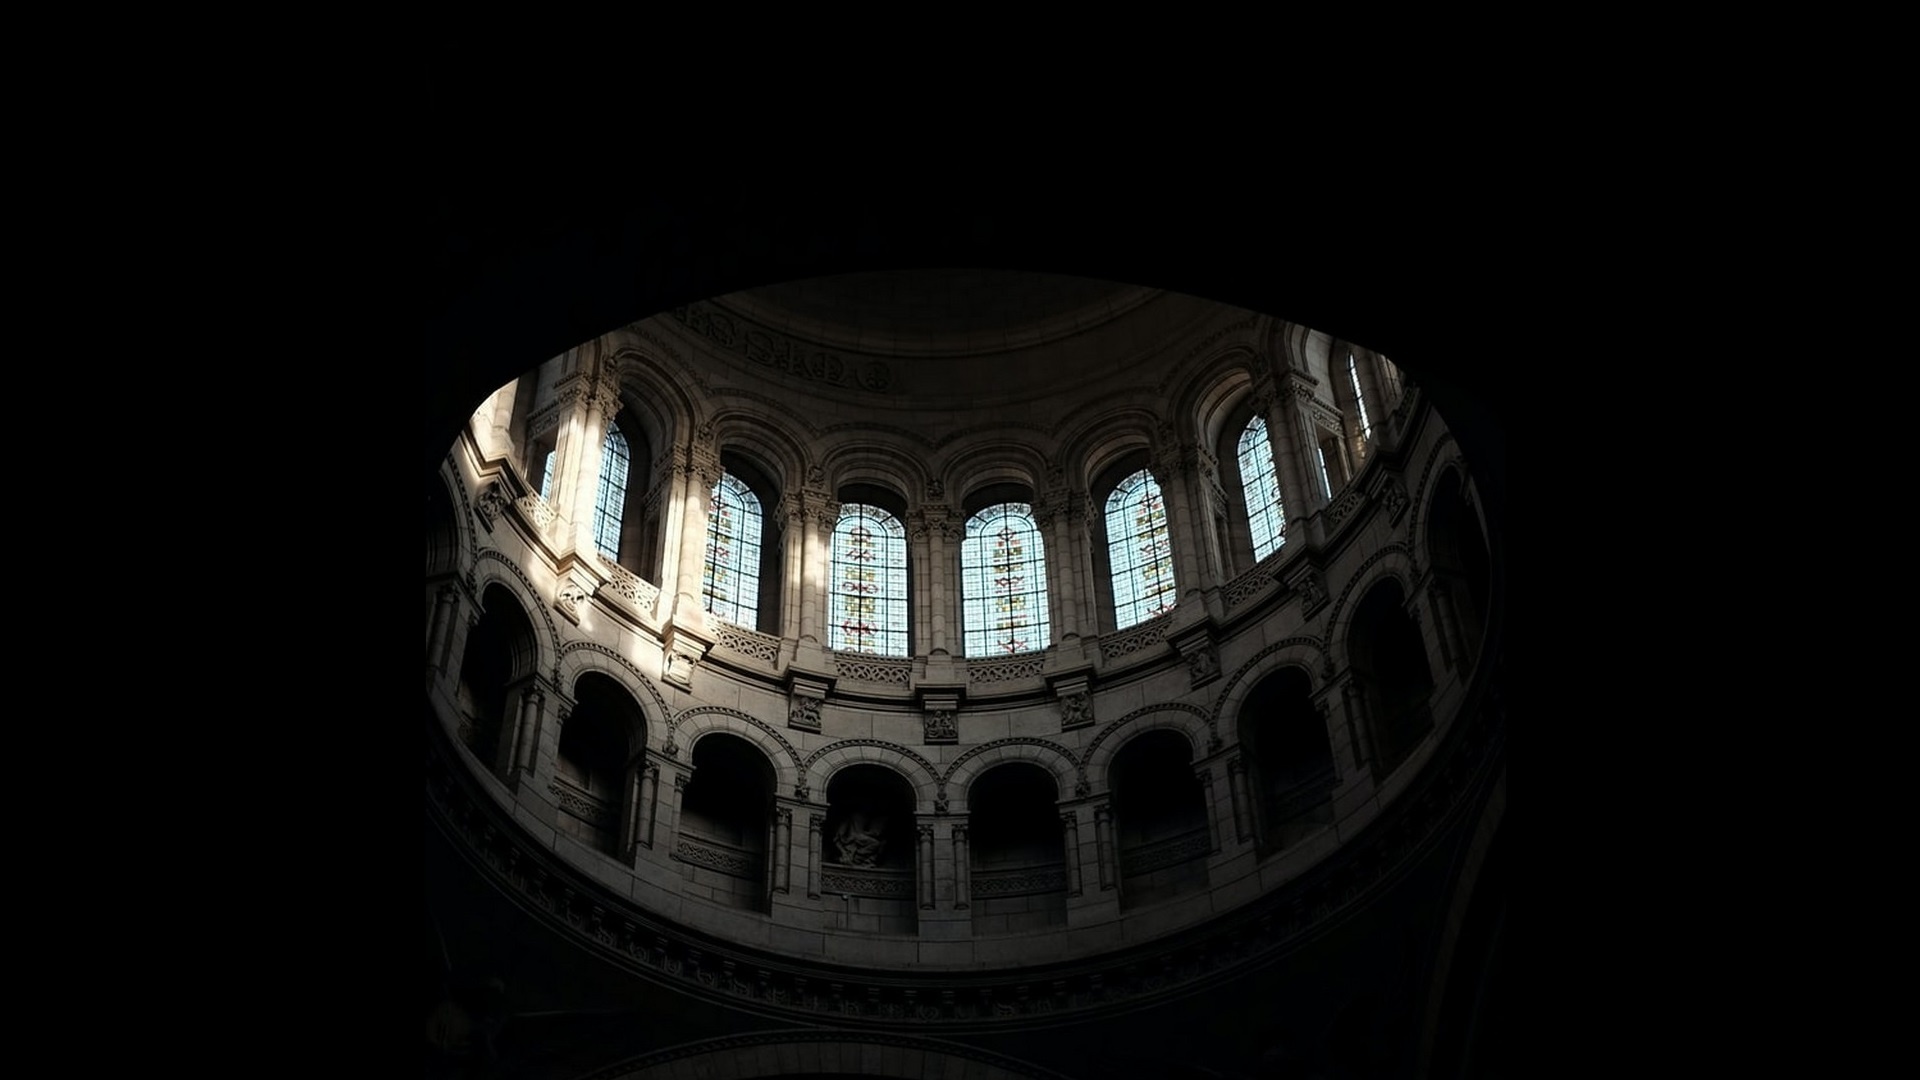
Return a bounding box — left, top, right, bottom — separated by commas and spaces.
592, 422, 629, 561
1317, 444, 1335, 498
538, 450, 555, 501
1348, 353, 1373, 441
1237, 417, 1287, 562
961, 503, 1051, 657
1105, 471, 1176, 630
829, 504, 909, 657
703, 473, 761, 627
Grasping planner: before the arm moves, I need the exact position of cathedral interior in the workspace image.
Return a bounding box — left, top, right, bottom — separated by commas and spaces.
421, 186, 1509, 1080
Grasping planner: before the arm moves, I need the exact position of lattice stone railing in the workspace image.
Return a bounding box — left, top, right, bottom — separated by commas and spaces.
550, 777, 617, 831
818, 864, 914, 898
970, 863, 1068, 898
712, 621, 781, 664
832, 654, 913, 686
1223, 568, 1276, 610
514, 493, 556, 531
674, 834, 759, 878
1325, 486, 1369, 529
1098, 614, 1170, 661
1120, 827, 1211, 876
967, 654, 1045, 683
1268, 766, 1338, 821
600, 561, 660, 615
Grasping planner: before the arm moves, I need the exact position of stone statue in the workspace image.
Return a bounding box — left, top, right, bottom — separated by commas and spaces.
833, 811, 887, 866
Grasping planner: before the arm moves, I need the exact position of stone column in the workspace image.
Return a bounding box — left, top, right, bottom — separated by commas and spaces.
779, 496, 807, 642
923, 506, 956, 655
1272, 376, 1328, 513
509, 684, 545, 778
1035, 493, 1078, 644
1060, 811, 1082, 897
773, 806, 793, 894
1226, 756, 1252, 844
917, 823, 936, 910
806, 812, 824, 899
664, 442, 721, 630
802, 496, 837, 645
1093, 802, 1116, 891
1152, 445, 1208, 602
1427, 580, 1460, 673
1196, 764, 1221, 854
428, 584, 460, 672
1340, 678, 1373, 773
951, 824, 971, 910
662, 771, 690, 857
631, 762, 659, 855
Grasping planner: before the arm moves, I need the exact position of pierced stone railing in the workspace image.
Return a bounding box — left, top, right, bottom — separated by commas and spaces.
833, 654, 913, 686
600, 560, 660, 616
550, 776, 617, 831
818, 864, 914, 898
1120, 827, 1211, 876
712, 621, 781, 664
1324, 486, 1369, 529
967, 654, 1045, 683
673, 833, 760, 879
970, 863, 1067, 898
514, 493, 556, 531
1098, 614, 1170, 661
1267, 765, 1339, 822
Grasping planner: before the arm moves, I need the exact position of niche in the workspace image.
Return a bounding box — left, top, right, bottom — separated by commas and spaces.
967, 762, 1067, 934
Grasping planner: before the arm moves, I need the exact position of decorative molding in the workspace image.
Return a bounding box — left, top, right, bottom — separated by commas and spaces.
832, 653, 913, 686
515, 493, 557, 533
1184, 644, 1221, 688
669, 301, 894, 393
669, 705, 802, 777
968, 654, 1046, 683
1121, 828, 1211, 876
803, 739, 941, 792
558, 641, 670, 725
476, 481, 511, 531
471, 549, 563, 683
819, 866, 914, 898
1319, 543, 1414, 649
1098, 614, 1171, 661
674, 835, 758, 878
1080, 701, 1215, 790
1223, 564, 1277, 609
1289, 567, 1329, 616
555, 579, 588, 623
940, 737, 1080, 792
550, 777, 617, 831
599, 562, 660, 616
1375, 474, 1410, 523
972, 865, 1069, 897
712, 621, 781, 664
1209, 637, 1334, 732
1325, 485, 1370, 530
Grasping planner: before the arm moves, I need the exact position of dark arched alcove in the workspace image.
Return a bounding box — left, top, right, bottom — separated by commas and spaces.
1240, 667, 1337, 855
1348, 579, 1436, 780
677, 732, 776, 913
454, 584, 537, 777
966, 762, 1066, 934
1111, 729, 1211, 910
1427, 468, 1491, 672
555, 673, 640, 857
823, 764, 919, 934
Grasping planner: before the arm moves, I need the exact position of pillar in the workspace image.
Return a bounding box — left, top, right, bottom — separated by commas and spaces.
663, 443, 720, 629
1196, 764, 1221, 854
509, 684, 545, 778
1060, 811, 1083, 897
801, 497, 837, 644
428, 584, 460, 672
1093, 802, 1116, 891
917, 823, 936, 910
1226, 756, 1252, 844
806, 812, 824, 899
772, 806, 793, 894
631, 762, 659, 855
951, 824, 971, 910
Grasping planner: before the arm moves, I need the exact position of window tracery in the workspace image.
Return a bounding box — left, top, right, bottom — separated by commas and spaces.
961, 503, 1051, 657
704, 472, 763, 627
830, 503, 909, 657
593, 422, 630, 561
1236, 417, 1287, 562
1105, 470, 1177, 629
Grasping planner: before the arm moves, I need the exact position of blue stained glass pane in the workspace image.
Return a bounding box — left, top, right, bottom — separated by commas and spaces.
592, 423, 630, 562
704, 473, 762, 627
1237, 417, 1287, 562
1106, 470, 1177, 629
829, 504, 909, 656
960, 504, 1051, 657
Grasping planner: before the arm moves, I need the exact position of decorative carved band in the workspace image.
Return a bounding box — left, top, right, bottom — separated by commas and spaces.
515, 493, 556, 531
674, 835, 758, 879
670, 301, 894, 393
834, 654, 913, 685
712, 621, 781, 664
968, 655, 1045, 683
819, 865, 914, 898
550, 778, 618, 830
971, 865, 1068, 897
1326, 486, 1370, 529
1223, 566, 1277, 609
1120, 827, 1211, 876
1099, 615, 1170, 660
601, 561, 660, 613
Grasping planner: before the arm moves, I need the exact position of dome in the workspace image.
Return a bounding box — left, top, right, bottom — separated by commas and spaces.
422, 208, 1507, 1079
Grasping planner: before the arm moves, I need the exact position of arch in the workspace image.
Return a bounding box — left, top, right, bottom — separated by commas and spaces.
818, 441, 926, 507
668, 705, 801, 793
455, 580, 543, 777
1343, 575, 1436, 780
1211, 637, 1332, 737
941, 738, 1079, 813
1081, 702, 1212, 793
1058, 404, 1163, 494
965, 760, 1068, 932
708, 406, 811, 493
959, 500, 1051, 658
1236, 665, 1337, 855
469, 549, 562, 681
1108, 727, 1211, 910
554, 671, 638, 855
1320, 544, 1418, 673
428, 464, 468, 580
1423, 463, 1491, 670
677, 729, 778, 914
829, 501, 911, 657
803, 739, 940, 810
555, 641, 671, 760
939, 435, 1049, 505
1098, 460, 1178, 631
1181, 349, 1258, 451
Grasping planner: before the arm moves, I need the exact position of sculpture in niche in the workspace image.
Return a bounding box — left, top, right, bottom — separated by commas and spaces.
833, 811, 888, 866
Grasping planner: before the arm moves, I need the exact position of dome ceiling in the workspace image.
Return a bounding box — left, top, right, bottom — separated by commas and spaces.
666, 269, 1235, 416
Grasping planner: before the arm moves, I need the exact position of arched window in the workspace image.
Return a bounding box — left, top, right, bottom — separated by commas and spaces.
1236, 417, 1287, 562
704, 472, 763, 627
1348, 353, 1373, 443
961, 503, 1051, 656
830, 503, 909, 657
1105, 470, 1176, 629
592, 422, 630, 561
